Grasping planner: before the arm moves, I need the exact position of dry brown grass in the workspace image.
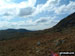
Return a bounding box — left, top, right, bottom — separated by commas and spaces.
0, 27, 75, 56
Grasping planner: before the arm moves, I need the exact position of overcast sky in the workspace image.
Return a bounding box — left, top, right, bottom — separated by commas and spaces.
0, 0, 75, 30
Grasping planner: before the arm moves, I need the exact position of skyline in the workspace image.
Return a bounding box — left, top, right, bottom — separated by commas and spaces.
0, 0, 75, 30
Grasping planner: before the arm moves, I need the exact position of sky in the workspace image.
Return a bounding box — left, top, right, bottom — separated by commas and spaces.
0, 0, 75, 30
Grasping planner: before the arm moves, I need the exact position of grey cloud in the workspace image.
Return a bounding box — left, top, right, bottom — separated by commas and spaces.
33, 18, 51, 25
19, 7, 35, 17
36, 19, 49, 23
34, 16, 56, 25
3, 12, 12, 16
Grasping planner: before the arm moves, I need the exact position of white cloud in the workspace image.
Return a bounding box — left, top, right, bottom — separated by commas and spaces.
18, 7, 35, 17
0, 21, 10, 28
0, 0, 74, 18
0, 16, 57, 30
32, 0, 75, 16
54, 1, 75, 14
28, 0, 36, 7
17, 0, 36, 8
32, 0, 60, 16
0, 0, 36, 18
0, 0, 75, 18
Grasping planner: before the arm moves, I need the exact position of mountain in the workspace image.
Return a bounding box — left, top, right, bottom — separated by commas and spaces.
0, 29, 32, 40
53, 12, 75, 31
5, 29, 31, 32
43, 12, 75, 33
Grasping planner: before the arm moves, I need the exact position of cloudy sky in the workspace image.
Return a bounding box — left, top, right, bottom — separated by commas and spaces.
0, 0, 75, 30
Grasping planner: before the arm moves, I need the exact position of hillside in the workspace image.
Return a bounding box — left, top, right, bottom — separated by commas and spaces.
53, 12, 75, 31
0, 29, 33, 40
0, 12, 75, 56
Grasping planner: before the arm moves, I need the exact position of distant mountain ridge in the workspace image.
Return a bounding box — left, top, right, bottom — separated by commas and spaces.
0, 29, 32, 40
4, 29, 31, 32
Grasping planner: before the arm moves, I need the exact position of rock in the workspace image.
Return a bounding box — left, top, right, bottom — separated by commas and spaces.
56, 39, 65, 47
37, 41, 41, 46
35, 47, 40, 54
36, 50, 40, 53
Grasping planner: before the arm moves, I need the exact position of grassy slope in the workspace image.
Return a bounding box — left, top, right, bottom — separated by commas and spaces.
0, 27, 75, 56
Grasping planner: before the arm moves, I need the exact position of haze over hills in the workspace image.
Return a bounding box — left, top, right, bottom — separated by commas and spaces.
0, 12, 75, 56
